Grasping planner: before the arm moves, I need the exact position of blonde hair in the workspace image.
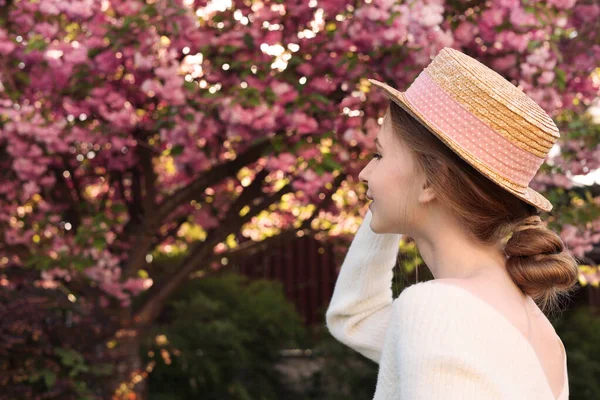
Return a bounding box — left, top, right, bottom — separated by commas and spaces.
388, 102, 580, 317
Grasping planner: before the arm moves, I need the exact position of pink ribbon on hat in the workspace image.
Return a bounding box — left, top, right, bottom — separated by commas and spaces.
403, 71, 545, 189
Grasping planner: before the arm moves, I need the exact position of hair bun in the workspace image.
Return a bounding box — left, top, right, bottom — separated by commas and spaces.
505, 218, 562, 258
504, 217, 579, 315
513, 215, 545, 233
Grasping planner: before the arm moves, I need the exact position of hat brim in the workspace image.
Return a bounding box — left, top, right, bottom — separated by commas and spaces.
368, 78, 553, 212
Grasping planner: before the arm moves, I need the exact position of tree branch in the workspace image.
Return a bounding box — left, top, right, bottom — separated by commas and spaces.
132, 182, 294, 329
116, 172, 137, 224
566, 183, 600, 198
151, 215, 189, 248
61, 155, 83, 206
119, 137, 274, 280
130, 168, 144, 223
227, 168, 270, 218
132, 171, 346, 329
135, 131, 157, 214
549, 183, 600, 208
51, 167, 82, 232
154, 136, 274, 223
202, 172, 347, 267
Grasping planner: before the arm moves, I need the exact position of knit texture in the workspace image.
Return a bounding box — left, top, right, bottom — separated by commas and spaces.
325, 209, 568, 400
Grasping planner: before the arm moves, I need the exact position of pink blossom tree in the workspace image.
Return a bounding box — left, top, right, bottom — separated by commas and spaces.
1, 0, 599, 398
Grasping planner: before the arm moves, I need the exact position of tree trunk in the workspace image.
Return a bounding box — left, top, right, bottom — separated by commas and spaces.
104, 328, 147, 400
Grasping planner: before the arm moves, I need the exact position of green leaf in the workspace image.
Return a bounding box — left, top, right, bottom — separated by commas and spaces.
322, 155, 342, 171
24, 35, 48, 53
171, 21, 180, 35
15, 71, 31, 86
37, 369, 56, 388
555, 68, 566, 91
309, 93, 331, 105
264, 87, 276, 103
122, 16, 136, 30
73, 380, 92, 397
55, 347, 85, 367
527, 40, 541, 52
142, 4, 158, 17
184, 81, 197, 92
271, 136, 284, 153
222, 45, 237, 54
93, 237, 106, 250
385, 14, 395, 26
89, 363, 115, 376
170, 145, 184, 156
243, 33, 255, 50
68, 363, 89, 377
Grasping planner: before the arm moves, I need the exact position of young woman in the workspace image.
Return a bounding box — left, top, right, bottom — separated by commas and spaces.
326, 48, 578, 399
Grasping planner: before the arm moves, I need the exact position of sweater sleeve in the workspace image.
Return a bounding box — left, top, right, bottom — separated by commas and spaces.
325, 208, 402, 364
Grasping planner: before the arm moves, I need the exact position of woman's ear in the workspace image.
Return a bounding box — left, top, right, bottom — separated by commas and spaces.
418, 179, 437, 204
418, 159, 447, 204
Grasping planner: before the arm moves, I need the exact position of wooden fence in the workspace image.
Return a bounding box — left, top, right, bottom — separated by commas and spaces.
231, 234, 600, 325
232, 234, 339, 326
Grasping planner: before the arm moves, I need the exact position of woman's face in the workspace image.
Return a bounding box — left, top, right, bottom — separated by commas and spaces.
358, 109, 427, 234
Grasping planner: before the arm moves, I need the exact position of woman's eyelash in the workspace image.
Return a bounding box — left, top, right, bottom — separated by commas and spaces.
372, 152, 382, 160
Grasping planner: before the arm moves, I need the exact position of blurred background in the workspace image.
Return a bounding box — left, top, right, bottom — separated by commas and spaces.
1, 0, 599, 399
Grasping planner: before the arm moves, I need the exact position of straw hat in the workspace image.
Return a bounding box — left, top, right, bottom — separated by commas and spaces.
368, 47, 559, 212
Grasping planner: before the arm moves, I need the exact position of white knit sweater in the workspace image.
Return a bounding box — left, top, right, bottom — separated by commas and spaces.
325, 208, 568, 399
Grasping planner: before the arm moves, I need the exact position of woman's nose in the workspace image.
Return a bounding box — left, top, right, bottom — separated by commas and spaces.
358, 167, 368, 185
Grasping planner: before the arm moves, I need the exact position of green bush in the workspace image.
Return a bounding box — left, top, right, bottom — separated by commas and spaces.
141, 269, 600, 400
301, 326, 379, 400
142, 272, 308, 400
553, 305, 600, 400
0, 266, 114, 400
